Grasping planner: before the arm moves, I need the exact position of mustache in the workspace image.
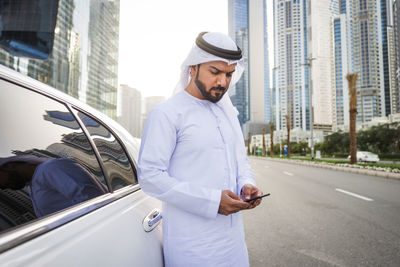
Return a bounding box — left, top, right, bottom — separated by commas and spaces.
210, 86, 226, 92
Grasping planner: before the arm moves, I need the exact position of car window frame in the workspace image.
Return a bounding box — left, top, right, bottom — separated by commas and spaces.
0, 75, 141, 253
70, 106, 139, 191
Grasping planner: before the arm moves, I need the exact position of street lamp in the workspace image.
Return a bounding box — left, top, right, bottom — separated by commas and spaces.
302, 57, 316, 159
272, 66, 280, 130
279, 130, 282, 157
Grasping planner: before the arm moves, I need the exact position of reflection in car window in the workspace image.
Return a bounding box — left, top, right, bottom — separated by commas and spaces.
75, 111, 136, 190
0, 79, 107, 232
0, 156, 107, 217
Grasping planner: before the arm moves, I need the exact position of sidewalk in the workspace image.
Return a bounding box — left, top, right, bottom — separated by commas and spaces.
251, 156, 400, 180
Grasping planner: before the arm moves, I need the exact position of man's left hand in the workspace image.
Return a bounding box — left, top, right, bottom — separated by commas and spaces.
241, 184, 263, 209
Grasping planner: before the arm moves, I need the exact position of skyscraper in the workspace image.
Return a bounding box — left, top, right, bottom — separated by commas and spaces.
118, 84, 142, 138
350, 0, 393, 122
308, 0, 336, 128
331, 0, 351, 130
0, 0, 120, 120
229, 0, 270, 128
394, 0, 400, 113
228, 0, 251, 127
273, 0, 309, 131
274, 0, 336, 132
86, 0, 120, 119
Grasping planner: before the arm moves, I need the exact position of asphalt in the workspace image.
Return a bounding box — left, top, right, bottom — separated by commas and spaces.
245, 158, 400, 267
250, 156, 400, 180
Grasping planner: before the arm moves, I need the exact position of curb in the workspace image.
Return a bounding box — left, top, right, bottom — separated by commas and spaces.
251, 156, 400, 180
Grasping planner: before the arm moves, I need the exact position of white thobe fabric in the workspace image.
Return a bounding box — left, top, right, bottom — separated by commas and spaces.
138, 90, 255, 267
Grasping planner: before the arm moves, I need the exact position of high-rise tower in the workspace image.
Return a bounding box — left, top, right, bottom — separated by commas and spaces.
228, 0, 270, 128
350, 0, 393, 122
393, 0, 400, 113
273, 0, 309, 131
0, 0, 120, 120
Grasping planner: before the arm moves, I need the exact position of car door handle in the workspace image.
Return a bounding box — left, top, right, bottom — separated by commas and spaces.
143, 209, 162, 232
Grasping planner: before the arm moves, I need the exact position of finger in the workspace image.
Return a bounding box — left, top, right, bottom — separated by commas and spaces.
227, 191, 240, 200
247, 198, 261, 208
235, 200, 251, 210
241, 186, 252, 200
249, 189, 258, 197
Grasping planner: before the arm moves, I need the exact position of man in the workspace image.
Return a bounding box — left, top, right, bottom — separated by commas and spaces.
0, 155, 106, 217
138, 32, 263, 267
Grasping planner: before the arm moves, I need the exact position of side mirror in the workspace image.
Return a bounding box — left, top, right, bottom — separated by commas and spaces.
0, 0, 59, 59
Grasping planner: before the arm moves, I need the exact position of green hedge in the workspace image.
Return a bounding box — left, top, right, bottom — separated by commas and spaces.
378, 154, 400, 160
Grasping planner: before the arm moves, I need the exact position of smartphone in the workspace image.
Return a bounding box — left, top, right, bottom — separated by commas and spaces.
244, 193, 270, 202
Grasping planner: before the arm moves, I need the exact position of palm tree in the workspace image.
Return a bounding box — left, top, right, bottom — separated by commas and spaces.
247, 131, 251, 155
285, 114, 291, 158
270, 122, 274, 156
346, 73, 358, 164
262, 127, 266, 156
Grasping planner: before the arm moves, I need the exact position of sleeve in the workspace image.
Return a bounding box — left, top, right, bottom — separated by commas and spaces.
40, 163, 89, 203
236, 151, 256, 195
138, 108, 221, 219
41, 160, 104, 203
233, 119, 257, 195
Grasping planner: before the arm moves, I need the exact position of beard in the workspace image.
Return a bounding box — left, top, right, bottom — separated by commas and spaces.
194, 75, 227, 103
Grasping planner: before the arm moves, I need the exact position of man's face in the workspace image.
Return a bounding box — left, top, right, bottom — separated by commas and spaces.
192, 61, 236, 103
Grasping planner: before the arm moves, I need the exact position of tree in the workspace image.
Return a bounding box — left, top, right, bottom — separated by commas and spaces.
247, 131, 251, 155
291, 142, 308, 154
262, 127, 266, 156
347, 73, 358, 164
270, 122, 274, 156
285, 114, 291, 158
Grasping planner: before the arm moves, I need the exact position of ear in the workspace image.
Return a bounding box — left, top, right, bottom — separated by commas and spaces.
190, 65, 196, 77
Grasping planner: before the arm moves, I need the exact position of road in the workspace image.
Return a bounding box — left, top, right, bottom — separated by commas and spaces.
243, 157, 400, 267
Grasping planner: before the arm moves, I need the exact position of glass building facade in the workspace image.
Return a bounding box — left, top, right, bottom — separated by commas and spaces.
331, 0, 349, 130
394, 0, 400, 113
351, 0, 390, 122
228, 0, 250, 127
273, 0, 309, 131
333, 18, 345, 125
0, 0, 120, 120
263, 0, 271, 123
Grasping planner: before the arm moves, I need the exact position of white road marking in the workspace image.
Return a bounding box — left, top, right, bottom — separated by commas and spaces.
283, 171, 294, 176
335, 188, 374, 201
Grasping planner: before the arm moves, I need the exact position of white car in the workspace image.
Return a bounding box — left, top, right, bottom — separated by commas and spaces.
0, 65, 163, 266
348, 151, 380, 163
357, 151, 380, 163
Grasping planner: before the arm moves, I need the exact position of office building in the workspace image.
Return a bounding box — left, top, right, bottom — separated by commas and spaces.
118, 84, 142, 138
228, 0, 270, 128
394, 0, 400, 113
331, 0, 398, 130
350, 0, 393, 122
228, 0, 251, 126
308, 0, 335, 128
0, 0, 120, 119
273, 0, 309, 131
331, 0, 351, 130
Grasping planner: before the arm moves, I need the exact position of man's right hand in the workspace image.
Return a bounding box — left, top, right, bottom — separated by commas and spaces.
218, 190, 251, 215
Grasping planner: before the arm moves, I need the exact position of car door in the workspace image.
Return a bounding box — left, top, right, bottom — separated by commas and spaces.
0, 74, 163, 266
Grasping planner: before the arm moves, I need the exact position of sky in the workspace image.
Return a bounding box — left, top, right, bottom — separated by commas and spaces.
118, 0, 274, 98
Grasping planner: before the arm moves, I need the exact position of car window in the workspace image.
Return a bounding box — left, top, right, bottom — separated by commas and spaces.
0, 79, 107, 233
74, 110, 137, 191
